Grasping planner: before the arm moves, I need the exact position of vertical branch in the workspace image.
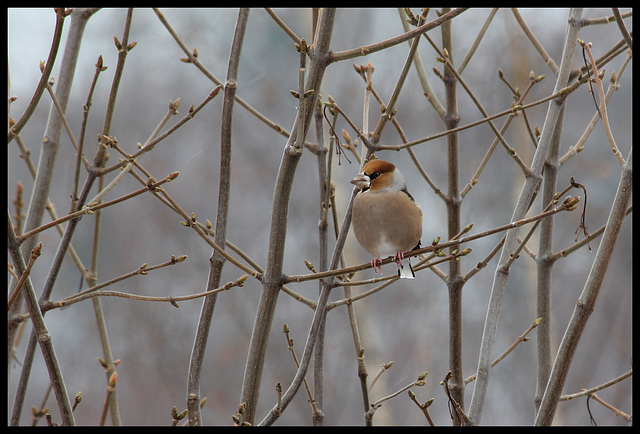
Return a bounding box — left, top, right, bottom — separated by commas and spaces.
260, 184, 355, 426
611, 8, 632, 52
15, 8, 94, 267
579, 40, 625, 166
313, 97, 330, 426
100, 9, 133, 140
7, 223, 75, 426
397, 8, 446, 116
8, 8, 67, 143
90, 173, 123, 425
239, 8, 335, 425
534, 105, 564, 413
440, 8, 465, 422
535, 148, 632, 425
72, 54, 105, 211
186, 8, 249, 426
9, 8, 100, 425
80, 10, 135, 427
467, 8, 583, 424
370, 10, 424, 145
14, 8, 132, 425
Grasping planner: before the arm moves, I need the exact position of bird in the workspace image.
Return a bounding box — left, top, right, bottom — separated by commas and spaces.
350, 158, 422, 279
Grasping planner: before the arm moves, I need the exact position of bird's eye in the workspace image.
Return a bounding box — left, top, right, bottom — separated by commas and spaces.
369, 171, 381, 180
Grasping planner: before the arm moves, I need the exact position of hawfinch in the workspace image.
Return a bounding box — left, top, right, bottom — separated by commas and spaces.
351, 159, 422, 279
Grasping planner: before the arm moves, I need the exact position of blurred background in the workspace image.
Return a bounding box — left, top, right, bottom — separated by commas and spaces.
8, 8, 632, 425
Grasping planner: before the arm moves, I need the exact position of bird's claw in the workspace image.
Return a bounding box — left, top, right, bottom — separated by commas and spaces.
371, 258, 384, 274
393, 251, 405, 268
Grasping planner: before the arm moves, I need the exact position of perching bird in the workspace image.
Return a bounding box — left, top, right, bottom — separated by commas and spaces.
351, 158, 422, 279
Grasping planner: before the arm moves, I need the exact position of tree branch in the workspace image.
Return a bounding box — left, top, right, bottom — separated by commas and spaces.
468, 8, 583, 424
238, 8, 336, 425
535, 148, 632, 425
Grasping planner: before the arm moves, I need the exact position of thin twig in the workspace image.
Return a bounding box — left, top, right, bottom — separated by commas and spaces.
370, 8, 426, 145
431, 34, 530, 174
579, 39, 625, 166
408, 392, 435, 426
73, 55, 106, 209
48, 274, 247, 309
535, 147, 632, 425
8, 9, 67, 143
8, 218, 75, 425
441, 371, 472, 425
153, 8, 318, 153
17, 173, 179, 244
469, 10, 583, 424
376, 89, 567, 151
329, 8, 468, 63
99, 372, 117, 426
559, 370, 632, 401
458, 8, 499, 74
611, 8, 632, 52
88, 97, 182, 204
7, 243, 42, 311
366, 371, 428, 424
559, 53, 629, 165
465, 318, 541, 384
97, 86, 222, 177
511, 8, 559, 74
368, 362, 393, 394
460, 72, 544, 198
397, 8, 445, 116
282, 325, 321, 416
286, 196, 580, 285
588, 392, 632, 423
580, 10, 632, 26
264, 8, 301, 44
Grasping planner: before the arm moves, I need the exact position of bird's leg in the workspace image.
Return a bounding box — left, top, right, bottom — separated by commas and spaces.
371, 258, 384, 274
393, 251, 405, 268
394, 251, 415, 279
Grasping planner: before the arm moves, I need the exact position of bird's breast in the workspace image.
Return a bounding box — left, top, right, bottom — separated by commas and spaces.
352, 190, 422, 258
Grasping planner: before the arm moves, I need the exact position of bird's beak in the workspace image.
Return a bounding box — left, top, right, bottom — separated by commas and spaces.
350, 172, 370, 189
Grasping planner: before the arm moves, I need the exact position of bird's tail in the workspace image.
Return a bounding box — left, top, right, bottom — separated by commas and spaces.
397, 257, 415, 279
